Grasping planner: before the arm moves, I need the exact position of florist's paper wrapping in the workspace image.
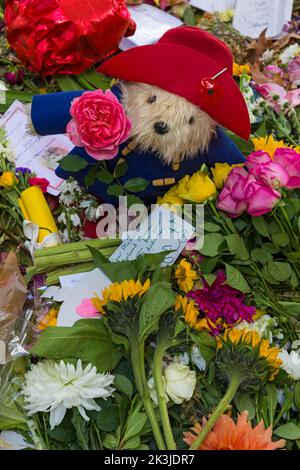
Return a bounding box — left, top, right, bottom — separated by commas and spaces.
19, 186, 59, 243
0, 252, 27, 316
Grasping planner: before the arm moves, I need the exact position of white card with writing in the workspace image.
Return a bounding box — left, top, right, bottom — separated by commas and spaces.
57, 268, 111, 327
109, 206, 195, 266
120, 4, 182, 50
233, 0, 293, 38
189, 0, 236, 12
0, 100, 74, 195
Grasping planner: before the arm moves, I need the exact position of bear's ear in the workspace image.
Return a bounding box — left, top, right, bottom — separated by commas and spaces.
147, 95, 157, 104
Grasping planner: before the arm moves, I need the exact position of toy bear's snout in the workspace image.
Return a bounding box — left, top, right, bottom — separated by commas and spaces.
154, 121, 170, 135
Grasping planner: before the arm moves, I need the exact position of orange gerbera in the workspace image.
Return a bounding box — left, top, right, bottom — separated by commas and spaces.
183, 411, 285, 450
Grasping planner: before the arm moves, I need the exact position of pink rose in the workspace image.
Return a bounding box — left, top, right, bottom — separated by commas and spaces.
217, 167, 281, 218
255, 83, 300, 111
245, 180, 281, 217
66, 89, 131, 160
76, 298, 101, 317
246, 151, 289, 189
274, 148, 300, 189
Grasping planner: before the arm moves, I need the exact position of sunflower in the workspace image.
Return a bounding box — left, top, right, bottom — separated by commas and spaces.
221, 328, 282, 381
252, 135, 300, 158
101, 279, 150, 304
175, 259, 197, 293
183, 411, 285, 450
175, 295, 210, 332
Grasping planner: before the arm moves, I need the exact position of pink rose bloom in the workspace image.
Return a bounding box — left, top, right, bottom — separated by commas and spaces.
274, 148, 300, 189
216, 167, 249, 217
76, 298, 101, 317
246, 151, 289, 189
217, 167, 281, 217
288, 56, 300, 88
245, 180, 281, 217
66, 89, 131, 160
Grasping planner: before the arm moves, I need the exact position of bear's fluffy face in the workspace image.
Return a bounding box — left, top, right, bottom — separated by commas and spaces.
121, 82, 216, 165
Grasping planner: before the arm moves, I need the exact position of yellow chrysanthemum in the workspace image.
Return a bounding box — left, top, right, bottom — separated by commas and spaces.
233, 63, 251, 77
175, 294, 210, 332
0, 171, 17, 189
101, 278, 150, 304
175, 259, 197, 293
177, 171, 217, 203
252, 135, 300, 158
211, 163, 242, 189
37, 308, 59, 330
223, 328, 282, 380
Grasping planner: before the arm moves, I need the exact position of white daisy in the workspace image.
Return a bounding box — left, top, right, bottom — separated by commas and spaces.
278, 350, 300, 380
23, 360, 115, 429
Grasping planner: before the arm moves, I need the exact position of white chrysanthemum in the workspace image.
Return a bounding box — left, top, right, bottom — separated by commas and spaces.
280, 44, 300, 65
235, 315, 282, 342
23, 360, 115, 429
278, 350, 300, 380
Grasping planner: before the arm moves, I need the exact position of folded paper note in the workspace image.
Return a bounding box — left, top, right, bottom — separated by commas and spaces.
19, 186, 61, 244
120, 4, 182, 50
233, 0, 293, 38
189, 0, 236, 12
0, 100, 74, 195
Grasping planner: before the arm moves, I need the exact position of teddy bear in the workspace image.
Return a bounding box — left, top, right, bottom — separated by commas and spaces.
30, 26, 250, 205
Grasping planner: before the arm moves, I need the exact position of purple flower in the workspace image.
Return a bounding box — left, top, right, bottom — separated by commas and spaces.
188, 271, 255, 336
16, 167, 32, 174
5, 70, 25, 85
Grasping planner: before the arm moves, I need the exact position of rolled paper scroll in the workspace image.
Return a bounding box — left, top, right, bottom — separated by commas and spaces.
19, 186, 61, 245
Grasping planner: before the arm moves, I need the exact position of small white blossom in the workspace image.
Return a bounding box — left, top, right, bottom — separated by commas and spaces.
278, 350, 300, 380
280, 44, 300, 65
191, 346, 206, 371
260, 49, 274, 64
57, 212, 67, 225
23, 360, 115, 429
70, 213, 81, 227
235, 315, 283, 342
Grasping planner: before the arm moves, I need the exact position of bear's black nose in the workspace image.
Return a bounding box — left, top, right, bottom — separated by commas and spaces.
154, 121, 170, 135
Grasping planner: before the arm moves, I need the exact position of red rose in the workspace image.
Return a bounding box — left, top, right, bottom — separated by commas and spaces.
29, 177, 49, 193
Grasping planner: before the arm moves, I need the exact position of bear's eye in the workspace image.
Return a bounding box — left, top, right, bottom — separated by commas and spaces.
189, 116, 195, 125
148, 95, 157, 104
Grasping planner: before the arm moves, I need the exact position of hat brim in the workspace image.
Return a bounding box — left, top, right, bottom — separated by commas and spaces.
98, 43, 250, 141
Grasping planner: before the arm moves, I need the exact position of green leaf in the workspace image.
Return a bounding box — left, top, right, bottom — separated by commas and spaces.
225, 131, 254, 156
123, 177, 149, 193
274, 423, 300, 440
252, 216, 270, 237
139, 282, 176, 342
199, 233, 225, 257
226, 234, 249, 260
78, 70, 111, 90
102, 433, 119, 449
265, 384, 278, 426
31, 319, 122, 372
205, 222, 221, 232
47, 413, 76, 443
126, 195, 144, 207
278, 301, 300, 316
200, 256, 219, 274
234, 394, 255, 420
114, 160, 128, 178
271, 232, 290, 247
267, 261, 292, 282
122, 436, 141, 450
224, 263, 250, 293
55, 75, 84, 91
72, 409, 90, 450
255, 121, 267, 137
107, 184, 124, 197
124, 411, 148, 441
251, 248, 272, 264
97, 405, 120, 432
96, 169, 114, 184
114, 374, 133, 398
183, 6, 196, 26
84, 166, 100, 187
58, 155, 89, 172
203, 273, 217, 286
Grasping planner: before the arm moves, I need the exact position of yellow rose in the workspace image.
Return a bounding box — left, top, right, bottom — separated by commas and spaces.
157, 185, 184, 206
177, 171, 216, 203
211, 163, 235, 189
0, 171, 17, 189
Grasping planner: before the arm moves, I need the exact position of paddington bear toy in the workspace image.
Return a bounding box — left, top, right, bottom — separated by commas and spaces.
31, 26, 251, 204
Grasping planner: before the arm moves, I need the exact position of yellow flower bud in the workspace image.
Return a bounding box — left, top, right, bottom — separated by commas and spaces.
0, 171, 17, 189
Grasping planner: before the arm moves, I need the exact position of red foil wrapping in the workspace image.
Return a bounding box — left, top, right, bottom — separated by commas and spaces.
5, 0, 136, 75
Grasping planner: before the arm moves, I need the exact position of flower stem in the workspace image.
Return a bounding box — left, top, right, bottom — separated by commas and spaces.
189, 371, 242, 450
128, 333, 166, 450
153, 338, 176, 450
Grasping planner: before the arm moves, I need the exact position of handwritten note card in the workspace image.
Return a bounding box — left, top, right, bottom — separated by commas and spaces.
233, 0, 293, 38
120, 4, 182, 50
0, 101, 74, 195
189, 0, 236, 12
109, 206, 195, 266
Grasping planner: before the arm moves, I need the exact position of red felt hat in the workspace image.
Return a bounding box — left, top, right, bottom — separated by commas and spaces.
98, 26, 250, 141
